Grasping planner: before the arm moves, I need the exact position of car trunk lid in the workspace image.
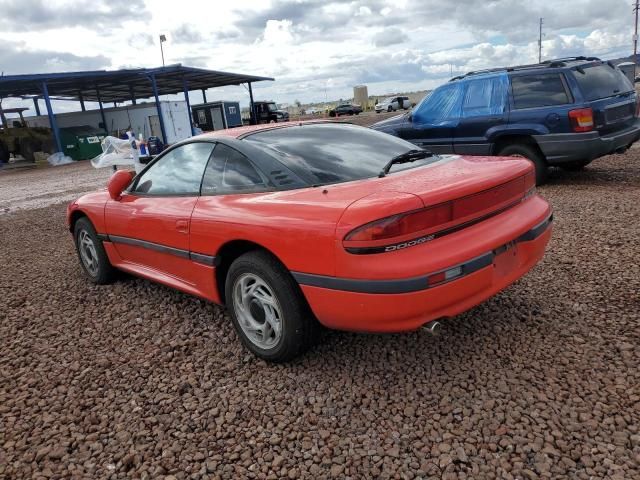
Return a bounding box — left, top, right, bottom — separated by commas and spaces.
337, 155, 535, 252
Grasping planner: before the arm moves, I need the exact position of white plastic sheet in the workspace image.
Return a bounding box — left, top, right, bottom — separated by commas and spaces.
412, 73, 509, 126
47, 152, 74, 166
90, 136, 143, 173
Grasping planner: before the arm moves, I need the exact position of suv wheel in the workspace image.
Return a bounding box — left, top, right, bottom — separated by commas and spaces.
497, 144, 548, 185
225, 251, 318, 362
387, 105, 393, 112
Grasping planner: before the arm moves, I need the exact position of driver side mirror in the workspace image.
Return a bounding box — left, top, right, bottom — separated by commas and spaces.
108, 169, 134, 200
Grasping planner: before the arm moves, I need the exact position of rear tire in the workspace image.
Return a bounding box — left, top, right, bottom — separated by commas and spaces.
497, 143, 548, 185
387, 106, 393, 112
19, 137, 39, 162
225, 250, 318, 362
74, 217, 117, 284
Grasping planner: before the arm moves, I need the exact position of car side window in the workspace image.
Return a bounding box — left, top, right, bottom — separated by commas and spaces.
462, 75, 509, 118
511, 73, 571, 109
134, 142, 214, 195
201, 144, 269, 195
412, 83, 464, 126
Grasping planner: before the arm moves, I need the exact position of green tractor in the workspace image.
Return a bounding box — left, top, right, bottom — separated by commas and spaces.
0, 107, 55, 163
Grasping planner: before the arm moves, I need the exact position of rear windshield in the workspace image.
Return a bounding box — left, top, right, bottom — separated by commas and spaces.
571, 64, 633, 101
243, 124, 436, 185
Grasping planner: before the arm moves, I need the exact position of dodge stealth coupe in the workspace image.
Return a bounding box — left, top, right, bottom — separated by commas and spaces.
67, 121, 552, 362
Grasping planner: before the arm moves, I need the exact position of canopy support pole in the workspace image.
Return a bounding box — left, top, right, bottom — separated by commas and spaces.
129, 85, 137, 105
183, 78, 195, 136
96, 88, 107, 132
79, 92, 86, 111
248, 82, 255, 125
33, 97, 41, 116
150, 74, 167, 143
41, 81, 62, 154
201, 88, 207, 103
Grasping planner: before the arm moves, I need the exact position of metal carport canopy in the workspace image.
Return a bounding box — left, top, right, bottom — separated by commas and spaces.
0, 65, 273, 103
0, 64, 273, 153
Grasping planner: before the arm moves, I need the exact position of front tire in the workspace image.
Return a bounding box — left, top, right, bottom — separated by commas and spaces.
225, 251, 317, 362
387, 106, 393, 112
497, 143, 548, 185
74, 217, 117, 284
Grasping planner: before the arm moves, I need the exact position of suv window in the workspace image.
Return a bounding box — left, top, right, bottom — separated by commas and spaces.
572, 64, 633, 101
244, 123, 435, 185
462, 75, 509, 118
511, 73, 571, 109
201, 144, 269, 195
134, 142, 214, 195
413, 83, 464, 125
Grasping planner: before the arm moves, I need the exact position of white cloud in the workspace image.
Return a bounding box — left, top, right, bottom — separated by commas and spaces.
0, 0, 634, 108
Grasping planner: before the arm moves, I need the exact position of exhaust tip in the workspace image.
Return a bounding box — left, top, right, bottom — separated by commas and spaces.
422, 320, 442, 336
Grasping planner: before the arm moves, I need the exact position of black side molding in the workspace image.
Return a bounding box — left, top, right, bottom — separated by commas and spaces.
98, 234, 219, 267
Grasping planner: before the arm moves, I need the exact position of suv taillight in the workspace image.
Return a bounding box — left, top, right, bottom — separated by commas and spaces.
636, 98, 640, 118
568, 108, 594, 132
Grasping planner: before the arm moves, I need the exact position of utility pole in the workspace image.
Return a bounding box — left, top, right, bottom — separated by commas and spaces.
634, 0, 639, 77
538, 18, 543, 63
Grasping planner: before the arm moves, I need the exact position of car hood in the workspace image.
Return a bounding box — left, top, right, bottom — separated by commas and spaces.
370, 113, 406, 133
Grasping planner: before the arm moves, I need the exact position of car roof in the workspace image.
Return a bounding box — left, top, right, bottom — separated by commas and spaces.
196, 119, 345, 140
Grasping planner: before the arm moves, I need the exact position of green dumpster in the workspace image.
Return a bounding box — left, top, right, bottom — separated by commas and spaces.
59, 126, 107, 160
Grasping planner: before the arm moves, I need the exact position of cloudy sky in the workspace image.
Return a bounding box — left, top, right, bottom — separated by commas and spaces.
0, 0, 634, 113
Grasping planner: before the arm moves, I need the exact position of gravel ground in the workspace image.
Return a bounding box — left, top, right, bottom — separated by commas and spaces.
0, 162, 110, 215
1, 133, 639, 479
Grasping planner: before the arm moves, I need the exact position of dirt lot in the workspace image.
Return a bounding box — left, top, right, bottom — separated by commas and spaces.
1, 122, 639, 479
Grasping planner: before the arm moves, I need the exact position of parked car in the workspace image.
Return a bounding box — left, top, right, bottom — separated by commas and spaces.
329, 103, 362, 117
253, 101, 289, 123
375, 96, 411, 113
372, 57, 640, 184
68, 122, 552, 362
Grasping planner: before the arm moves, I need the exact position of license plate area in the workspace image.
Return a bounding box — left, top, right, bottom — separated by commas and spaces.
493, 241, 518, 277
605, 102, 633, 125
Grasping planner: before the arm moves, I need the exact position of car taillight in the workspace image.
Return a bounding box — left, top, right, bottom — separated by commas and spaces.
636, 98, 640, 118
568, 108, 594, 132
345, 203, 453, 242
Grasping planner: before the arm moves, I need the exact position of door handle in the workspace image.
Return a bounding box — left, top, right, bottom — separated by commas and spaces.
175, 219, 189, 234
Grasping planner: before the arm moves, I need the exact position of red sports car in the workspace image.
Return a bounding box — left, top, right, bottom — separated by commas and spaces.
67, 121, 552, 361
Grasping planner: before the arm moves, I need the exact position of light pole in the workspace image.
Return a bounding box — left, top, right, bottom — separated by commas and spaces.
159, 34, 167, 67
538, 18, 543, 63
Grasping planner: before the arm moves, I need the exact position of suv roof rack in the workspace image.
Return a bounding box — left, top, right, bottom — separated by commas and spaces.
449, 56, 602, 82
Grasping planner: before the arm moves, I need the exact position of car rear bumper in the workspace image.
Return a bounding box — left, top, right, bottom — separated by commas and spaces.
296, 213, 552, 332
534, 120, 640, 164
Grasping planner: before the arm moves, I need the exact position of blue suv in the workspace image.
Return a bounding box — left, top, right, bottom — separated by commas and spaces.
372, 57, 640, 184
